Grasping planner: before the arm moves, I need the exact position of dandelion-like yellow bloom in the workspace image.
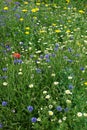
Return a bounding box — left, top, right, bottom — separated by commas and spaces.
25, 27, 30, 30
19, 18, 24, 21
66, 0, 70, 3
45, 4, 48, 7
84, 82, 87, 85
79, 10, 85, 14
39, 30, 46, 33
66, 30, 71, 33
33, 16, 37, 19
55, 29, 61, 33
36, 3, 40, 6
25, 31, 30, 35
52, 23, 56, 26
4, 7, 8, 10
76, 42, 81, 46
24, 1, 28, 4
22, 9, 28, 12
31, 8, 39, 12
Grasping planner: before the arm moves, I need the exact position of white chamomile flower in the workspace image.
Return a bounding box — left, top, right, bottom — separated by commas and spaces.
3, 82, 8, 86
54, 81, 59, 85
68, 76, 73, 79
65, 90, 72, 94
29, 84, 34, 88
48, 111, 54, 116
77, 112, 82, 117
45, 95, 50, 99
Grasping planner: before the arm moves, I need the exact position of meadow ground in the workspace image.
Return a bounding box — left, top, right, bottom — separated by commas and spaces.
0, 0, 87, 130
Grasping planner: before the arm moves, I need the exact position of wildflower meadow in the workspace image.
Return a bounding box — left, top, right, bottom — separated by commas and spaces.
0, 0, 87, 129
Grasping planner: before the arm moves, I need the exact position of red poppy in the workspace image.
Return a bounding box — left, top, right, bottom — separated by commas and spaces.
13, 53, 21, 58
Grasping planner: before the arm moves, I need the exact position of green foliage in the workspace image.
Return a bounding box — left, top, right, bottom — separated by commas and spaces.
0, 0, 87, 130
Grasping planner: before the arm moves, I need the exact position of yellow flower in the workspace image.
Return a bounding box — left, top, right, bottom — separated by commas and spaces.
79, 10, 85, 14
76, 42, 81, 46
45, 4, 48, 7
24, 1, 28, 4
52, 23, 56, 26
31, 8, 39, 13
55, 29, 61, 33
66, 30, 71, 33
64, 7, 66, 10
66, 0, 70, 3
84, 82, 87, 85
19, 18, 24, 21
33, 16, 37, 19
25, 27, 30, 30
39, 30, 46, 33
25, 31, 29, 35
36, 3, 40, 6
68, 20, 71, 22
4, 7, 8, 10
22, 9, 28, 12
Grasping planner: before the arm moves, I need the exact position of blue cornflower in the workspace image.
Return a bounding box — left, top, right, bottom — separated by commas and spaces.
80, 67, 84, 71
2, 101, 7, 106
27, 106, 33, 112
46, 59, 50, 62
55, 43, 59, 48
14, 59, 22, 64
44, 54, 50, 59
0, 123, 3, 129
51, 53, 56, 57
56, 106, 62, 112
54, 47, 58, 51
2, 68, 7, 71
15, 2, 20, 5
36, 68, 41, 73
67, 59, 73, 63
68, 84, 73, 89
40, 55, 44, 59
14, 59, 18, 64
68, 48, 72, 52
31, 117, 37, 123
18, 59, 22, 63
15, 14, 20, 19
2, 76, 8, 79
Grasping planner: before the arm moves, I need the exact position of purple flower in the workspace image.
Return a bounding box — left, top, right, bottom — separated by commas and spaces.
68, 84, 73, 89
55, 43, 59, 48
14, 2, 20, 5
2, 101, 7, 106
27, 106, 33, 112
51, 53, 56, 57
14, 59, 22, 64
46, 59, 50, 62
40, 55, 44, 59
0, 123, 3, 129
2, 68, 7, 71
67, 59, 73, 63
2, 76, 8, 79
36, 68, 41, 73
56, 106, 62, 112
31, 117, 37, 123
68, 48, 72, 52
80, 67, 84, 71
15, 14, 20, 19
44, 54, 50, 59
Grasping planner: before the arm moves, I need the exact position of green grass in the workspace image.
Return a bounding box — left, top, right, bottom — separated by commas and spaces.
0, 0, 87, 129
